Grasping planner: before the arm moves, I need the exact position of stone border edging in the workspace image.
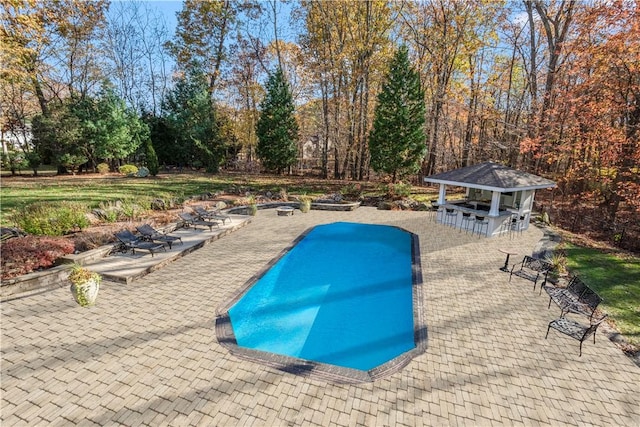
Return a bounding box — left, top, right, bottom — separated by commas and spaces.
226, 201, 361, 215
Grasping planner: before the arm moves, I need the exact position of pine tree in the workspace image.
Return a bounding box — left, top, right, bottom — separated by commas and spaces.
144, 138, 159, 176
369, 45, 426, 182
256, 68, 299, 174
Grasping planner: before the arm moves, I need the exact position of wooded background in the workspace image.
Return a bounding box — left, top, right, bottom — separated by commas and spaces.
2, 0, 638, 247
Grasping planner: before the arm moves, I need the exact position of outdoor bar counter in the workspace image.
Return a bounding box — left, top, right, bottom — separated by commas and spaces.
425, 162, 557, 238
437, 201, 518, 237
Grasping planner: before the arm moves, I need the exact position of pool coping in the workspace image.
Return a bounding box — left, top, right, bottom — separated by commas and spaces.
215, 222, 427, 384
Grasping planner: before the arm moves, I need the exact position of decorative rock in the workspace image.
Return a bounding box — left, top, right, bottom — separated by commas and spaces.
92, 209, 108, 220
151, 198, 166, 210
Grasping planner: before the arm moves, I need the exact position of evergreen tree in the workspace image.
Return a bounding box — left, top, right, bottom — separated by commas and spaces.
369, 45, 426, 182
144, 138, 159, 176
162, 69, 223, 172
256, 68, 299, 174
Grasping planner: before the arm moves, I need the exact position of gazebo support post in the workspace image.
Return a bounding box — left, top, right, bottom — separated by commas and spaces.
489, 191, 501, 217
438, 184, 446, 204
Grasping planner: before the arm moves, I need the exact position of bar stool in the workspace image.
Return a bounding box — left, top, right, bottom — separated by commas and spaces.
430, 201, 439, 223
444, 208, 457, 227
460, 212, 474, 233
435, 206, 443, 223
473, 215, 489, 237
499, 216, 512, 236
510, 215, 525, 238
502, 214, 517, 237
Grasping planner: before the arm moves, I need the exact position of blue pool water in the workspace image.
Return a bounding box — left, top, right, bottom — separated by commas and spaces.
228, 222, 416, 371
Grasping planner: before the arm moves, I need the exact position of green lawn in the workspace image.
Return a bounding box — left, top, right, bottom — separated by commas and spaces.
564, 243, 640, 347
0, 172, 374, 226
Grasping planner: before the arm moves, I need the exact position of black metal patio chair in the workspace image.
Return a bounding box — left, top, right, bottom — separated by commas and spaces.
509, 255, 553, 291
545, 314, 608, 356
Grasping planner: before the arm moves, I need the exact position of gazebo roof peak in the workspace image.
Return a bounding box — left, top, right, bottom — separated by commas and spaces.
424, 161, 556, 192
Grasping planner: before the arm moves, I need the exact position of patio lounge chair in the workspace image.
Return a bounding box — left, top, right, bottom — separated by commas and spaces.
114, 230, 166, 257
136, 224, 183, 250
178, 212, 219, 231
192, 205, 231, 225
545, 314, 608, 356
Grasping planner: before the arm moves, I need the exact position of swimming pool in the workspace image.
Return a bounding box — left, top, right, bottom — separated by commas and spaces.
217, 222, 426, 382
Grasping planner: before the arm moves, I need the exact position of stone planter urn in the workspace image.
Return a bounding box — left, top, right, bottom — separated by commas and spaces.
68, 264, 101, 307
298, 197, 312, 213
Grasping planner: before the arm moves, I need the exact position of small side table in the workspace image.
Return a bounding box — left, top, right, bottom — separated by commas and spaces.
498, 249, 518, 272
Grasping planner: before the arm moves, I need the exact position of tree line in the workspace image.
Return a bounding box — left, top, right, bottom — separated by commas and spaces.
1, 0, 638, 220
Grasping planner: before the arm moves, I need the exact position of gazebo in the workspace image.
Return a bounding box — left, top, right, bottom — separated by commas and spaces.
424, 161, 556, 237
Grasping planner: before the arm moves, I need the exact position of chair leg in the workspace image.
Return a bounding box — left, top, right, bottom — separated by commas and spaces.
579, 340, 583, 357
545, 324, 551, 339
548, 297, 552, 309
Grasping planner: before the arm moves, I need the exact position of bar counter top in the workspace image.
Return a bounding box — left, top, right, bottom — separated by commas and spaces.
443, 202, 514, 218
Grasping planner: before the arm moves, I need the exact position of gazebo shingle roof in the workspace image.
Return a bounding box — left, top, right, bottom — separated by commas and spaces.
424, 161, 556, 192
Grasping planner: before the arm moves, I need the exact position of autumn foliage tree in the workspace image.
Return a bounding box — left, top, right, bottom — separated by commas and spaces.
541, 1, 640, 220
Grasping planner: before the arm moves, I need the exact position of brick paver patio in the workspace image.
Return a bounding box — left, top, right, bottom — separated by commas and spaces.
2, 207, 639, 426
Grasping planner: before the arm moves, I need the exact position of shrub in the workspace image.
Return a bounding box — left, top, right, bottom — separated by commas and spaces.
340, 183, 362, 199
118, 164, 138, 176
59, 153, 87, 175
382, 182, 412, 200
72, 231, 116, 252
25, 152, 41, 175
12, 202, 90, 236
119, 198, 150, 220
279, 188, 289, 201
97, 163, 110, 174
97, 200, 121, 222
1, 151, 28, 175
1, 236, 75, 279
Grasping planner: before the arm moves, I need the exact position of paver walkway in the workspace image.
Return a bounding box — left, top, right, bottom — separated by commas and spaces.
1, 207, 639, 426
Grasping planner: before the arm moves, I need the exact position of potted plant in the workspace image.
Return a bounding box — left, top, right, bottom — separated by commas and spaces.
298, 195, 312, 213
246, 195, 258, 216
545, 252, 568, 284
68, 264, 101, 307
